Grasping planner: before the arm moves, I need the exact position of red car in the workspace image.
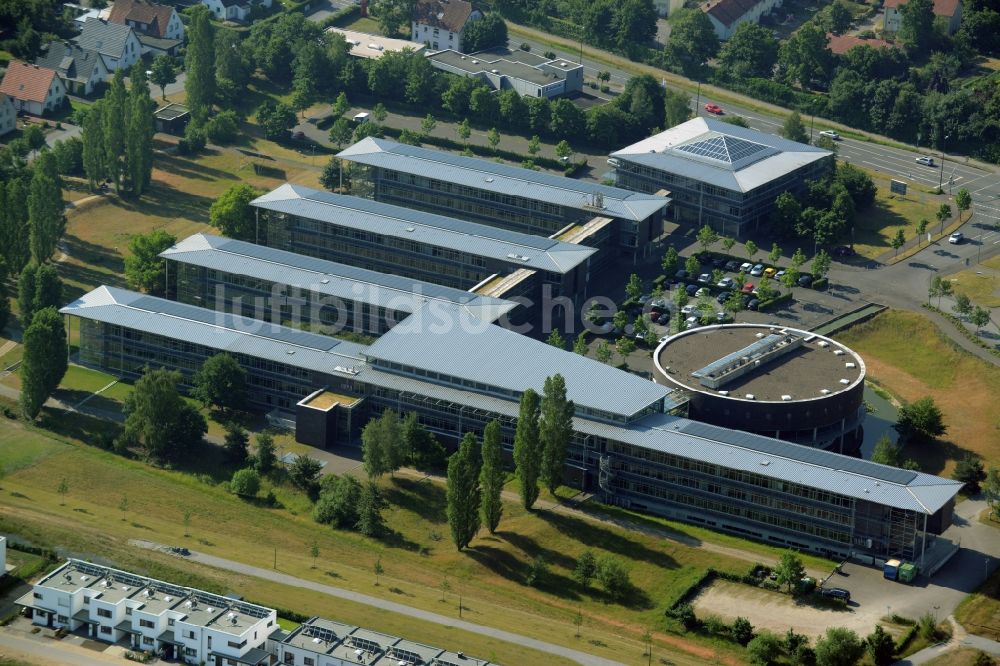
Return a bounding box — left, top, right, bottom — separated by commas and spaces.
704, 103, 724, 115
741, 282, 755, 294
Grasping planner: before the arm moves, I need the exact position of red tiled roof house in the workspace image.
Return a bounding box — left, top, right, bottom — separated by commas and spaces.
411, 0, 481, 51
108, 0, 185, 41
0, 61, 67, 117
702, 0, 785, 39
883, 0, 962, 34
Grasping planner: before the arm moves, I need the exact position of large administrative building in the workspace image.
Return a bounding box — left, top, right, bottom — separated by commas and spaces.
63, 285, 962, 566
655, 324, 866, 453
249, 184, 596, 308
611, 118, 832, 237
337, 138, 672, 265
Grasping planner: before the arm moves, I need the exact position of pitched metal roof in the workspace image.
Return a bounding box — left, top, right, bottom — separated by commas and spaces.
582, 414, 962, 514
612, 118, 832, 194
251, 184, 595, 275
60, 286, 368, 373
74, 18, 136, 59
363, 304, 675, 418
160, 233, 519, 323
35, 42, 106, 85
337, 138, 670, 222
0, 61, 59, 104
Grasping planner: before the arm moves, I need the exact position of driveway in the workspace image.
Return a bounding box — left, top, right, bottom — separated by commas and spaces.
0, 619, 129, 665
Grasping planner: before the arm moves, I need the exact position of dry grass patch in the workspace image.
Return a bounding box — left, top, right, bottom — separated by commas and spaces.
853, 168, 947, 260
948, 255, 1000, 308
835, 310, 1000, 476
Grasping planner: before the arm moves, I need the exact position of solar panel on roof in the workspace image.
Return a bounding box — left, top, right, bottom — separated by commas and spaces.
676, 135, 772, 166
677, 421, 919, 485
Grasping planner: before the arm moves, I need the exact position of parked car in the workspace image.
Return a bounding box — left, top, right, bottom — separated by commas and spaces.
681, 304, 697, 315
711, 256, 726, 268
650, 298, 668, 310
818, 130, 840, 140
798, 275, 813, 287
820, 587, 851, 602
949, 231, 964, 244
607, 157, 620, 167
725, 260, 741, 272
684, 315, 700, 329
290, 130, 306, 140
698, 273, 712, 283
686, 283, 699, 296
741, 282, 755, 294
717, 276, 734, 289
704, 103, 724, 115
715, 311, 727, 322
739, 262, 753, 272
657, 313, 670, 325
915, 155, 935, 167
638, 293, 651, 305
746, 298, 760, 311
832, 245, 856, 257
695, 287, 710, 297
775, 270, 786, 281
750, 263, 765, 277
675, 269, 689, 280
716, 291, 731, 304
763, 267, 777, 279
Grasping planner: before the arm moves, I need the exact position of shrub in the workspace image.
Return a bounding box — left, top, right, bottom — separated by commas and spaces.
666, 603, 699, 630
520, 42, 531, 51
526, 556, 548, 587
732, 616, 754, 646
230, 468, 260, 498
205, 110, 239, 145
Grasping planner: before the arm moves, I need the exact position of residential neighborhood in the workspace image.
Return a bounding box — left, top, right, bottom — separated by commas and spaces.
1, 0, 1000, 665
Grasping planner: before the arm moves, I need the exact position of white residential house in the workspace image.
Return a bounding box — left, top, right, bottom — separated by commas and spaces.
34, 42, 110, 97
702, 0, 785, 39
201, 0, 273, 23
883, 0, 962, 34
0, 62, 67, 116
16, 560, 276, 665
0, 95, 15, 137
73, 18, 142, 72
108, 0, 185, 42
411, 0, 481, 51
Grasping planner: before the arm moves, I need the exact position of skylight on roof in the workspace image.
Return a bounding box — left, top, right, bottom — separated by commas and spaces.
675, 134, 774, 169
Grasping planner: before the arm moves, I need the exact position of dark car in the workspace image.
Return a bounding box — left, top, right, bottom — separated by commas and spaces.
820, 587, 851, 602
725, 260, 740, 272
686, 283, 699, 296
832, 246, 856, 257
290, 130, 306, 140
657, 313, 670, 325
711, 256, 726, 268
747, 298, 760, 311
716, 291, 731, 304
675, 269, 689, 280
798, 275, 813, 287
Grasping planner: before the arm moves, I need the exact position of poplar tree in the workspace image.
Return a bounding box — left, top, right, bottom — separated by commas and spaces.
513, 388, 541, 510
82, 100, 106, 190
447, 432, 481, 550
19, 307, 68, 420
479, 419, 504, 534
27, 151, 64, 264
127, 65, 155, 196
540, 374, 574, 494
185, 5, 216, 123
4, 179, 30, 273
104, 71, 127, 192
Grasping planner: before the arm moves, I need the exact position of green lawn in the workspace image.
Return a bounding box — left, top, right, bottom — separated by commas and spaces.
948, 254, 1000, 307
334, 14, 381, 33
852, 168, 947, 259
0, 404, 817, 666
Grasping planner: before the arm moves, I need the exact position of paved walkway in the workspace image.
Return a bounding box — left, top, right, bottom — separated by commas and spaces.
128, 539, 624, 666
898, 615, 1000, 665
0, 627, 120, 666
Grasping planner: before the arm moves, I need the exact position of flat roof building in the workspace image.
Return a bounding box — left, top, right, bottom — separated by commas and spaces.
161, 233, 519, 337
325, 27, 426, 59
65, 284, 961, 564
338, 137, 671, 264
656, 324, 866, 452
612, 117, 832, 237
250, 183, 596, 306
427, 48, 583, 98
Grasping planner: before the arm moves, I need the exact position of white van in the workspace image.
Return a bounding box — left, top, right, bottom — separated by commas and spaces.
352, 112, 370, 124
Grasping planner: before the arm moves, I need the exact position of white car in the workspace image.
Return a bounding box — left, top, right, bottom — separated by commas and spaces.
739, 262, 753, 273
684, 315, 700, 329
916, 156, 935, 167
681, 304, 697, 315
750, 263, 765, 277
695, 287, 710, 297
698, 273, 712, 283
717, 277, 734, 289
949, 232, 964, 244
818, 130, 840, 140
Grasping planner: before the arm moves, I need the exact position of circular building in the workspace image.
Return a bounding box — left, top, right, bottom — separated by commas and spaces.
654, 324, 866, 453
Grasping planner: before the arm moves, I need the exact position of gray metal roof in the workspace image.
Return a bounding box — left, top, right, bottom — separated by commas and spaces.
160, 234, 519, 323
251, 184, 595, 275
612, 118, 832, 194
60, 286, 368, 374
337, 138, 670, 222
73, 18, 135, 59
363, 304, 674, 418
35, 41, 106, 84
581, 414, 962, 514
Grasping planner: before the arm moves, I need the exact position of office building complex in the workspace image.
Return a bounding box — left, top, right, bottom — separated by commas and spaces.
64, 284, 961, 564
427, 48, 583, 98
655, 324, 866, 452
612, 118, 832, 237
161, 233, 519, 337
249, 184, 596, 306
17, 560, 489, 666
337, 138, 671, 263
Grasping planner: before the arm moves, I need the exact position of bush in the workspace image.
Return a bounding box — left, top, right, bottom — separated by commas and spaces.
666, 603, 699, 630
205, 110, 240, 145
526, 556, 548, 587
732, 616, 754, 645
230, 468, 260, 498
520, 42, 531, 51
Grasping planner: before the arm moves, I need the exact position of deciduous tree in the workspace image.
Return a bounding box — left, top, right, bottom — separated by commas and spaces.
223, 422, 250, 467
185, 5, 216, 122
895, 396, 946, 444
774, 550, 806, 593
124, 229, 175, 296
191, 353, 247, 413
120, 368, 207, 462
149, 55, 176, 100
540, 374, 574, 494
230, 468, 260, 497
19, 307, 67, 420
447, 432, 481, 550
815, 627, 863, 666
27, 151, 64, 264
313, 474, 362, 527
356, 481, 386, 537
289, 454, 323, 496
781, 111, 809, 144
479, 419, 504, 534
718, 22, 779, 80
209, 184, 263, 241
513, 388, 541, 509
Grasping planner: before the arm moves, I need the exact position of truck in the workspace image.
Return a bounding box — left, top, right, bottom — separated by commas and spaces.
883, 559, 901, 581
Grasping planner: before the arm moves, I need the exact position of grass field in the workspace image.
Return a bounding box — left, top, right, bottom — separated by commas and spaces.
948, 254, 1000, 308
835, 310, 1000, 476
0, 407, 783, 666
925, 648, 998, 666
852, 168, 947, 260
955, 567, 1000, 642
